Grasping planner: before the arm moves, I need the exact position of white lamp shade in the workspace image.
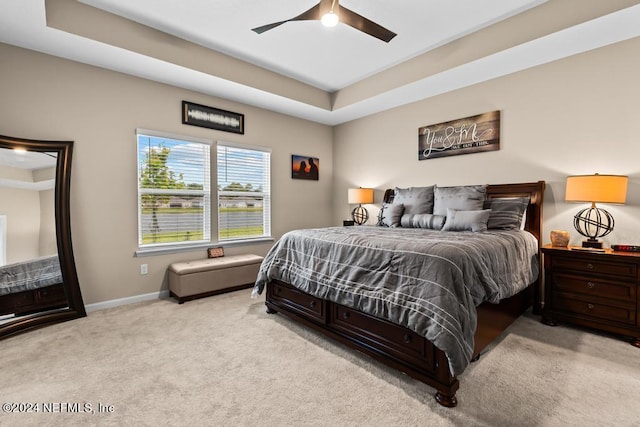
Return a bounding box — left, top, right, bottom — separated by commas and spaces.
565, 174, 628, 204
348, 188, 374, 204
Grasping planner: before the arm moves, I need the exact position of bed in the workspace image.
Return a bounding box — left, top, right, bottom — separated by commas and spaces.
253, 181, 544, 407
0, 255, 66, 316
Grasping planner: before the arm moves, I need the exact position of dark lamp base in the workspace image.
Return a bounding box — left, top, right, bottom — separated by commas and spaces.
582, 239, 603, 249
351, 205, 369, 225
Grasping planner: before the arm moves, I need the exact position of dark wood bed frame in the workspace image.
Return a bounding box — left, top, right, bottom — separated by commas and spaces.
264, 181, 545, 407
0, 283, 68, 317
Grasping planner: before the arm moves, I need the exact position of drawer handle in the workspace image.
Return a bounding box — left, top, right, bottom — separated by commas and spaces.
586, 282, 595, 289
586, 263, 594, 270
309, 300, 317, 308
587, 303, 595, 310
403, 334, 412, 344
342, 311, 350, 320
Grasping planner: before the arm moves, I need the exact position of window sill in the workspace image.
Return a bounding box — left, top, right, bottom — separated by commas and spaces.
134, 237, 274, 257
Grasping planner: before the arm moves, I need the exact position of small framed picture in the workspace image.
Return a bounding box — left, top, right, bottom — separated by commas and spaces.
291, 154, 319, 180
207, 247, 224, 258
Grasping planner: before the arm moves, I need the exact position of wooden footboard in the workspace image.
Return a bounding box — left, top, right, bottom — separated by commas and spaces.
266, 278, 536, 407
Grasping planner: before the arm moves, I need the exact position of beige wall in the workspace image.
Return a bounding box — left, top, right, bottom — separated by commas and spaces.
39, 188, 57, 257
0, 162, 57, 263
0, 187, 40, 264
0, 43, 333, 304
333, 37, 640, 247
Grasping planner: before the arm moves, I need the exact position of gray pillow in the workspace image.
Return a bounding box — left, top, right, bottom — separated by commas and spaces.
393, 186, 434, 215
442, 208, 492, 232
483, 197, 529, 230
433, 184, 487, 216
401, 213, 446, 230
378, 203, 404, 227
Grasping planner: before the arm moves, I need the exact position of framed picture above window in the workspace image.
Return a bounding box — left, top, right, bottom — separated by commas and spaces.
182, 101, 244, 134
291, 155, 319, 180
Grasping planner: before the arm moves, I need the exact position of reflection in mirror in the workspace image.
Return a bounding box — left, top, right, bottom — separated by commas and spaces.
0, 149, 66, 325
0, 135, 85, 339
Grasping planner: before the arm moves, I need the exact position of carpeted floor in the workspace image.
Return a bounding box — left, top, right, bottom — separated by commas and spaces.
1, 289, 639, 426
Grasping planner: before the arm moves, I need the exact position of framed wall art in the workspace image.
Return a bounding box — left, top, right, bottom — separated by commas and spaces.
207, 246, 224, 258
418, 110, 500, 160
182, 101, 244, 134
291, 155, 319, 180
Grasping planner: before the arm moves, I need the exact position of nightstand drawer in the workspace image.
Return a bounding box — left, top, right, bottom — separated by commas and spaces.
552, 257, 637, 278
552, 294, 636, 325
552, 273, 636, 302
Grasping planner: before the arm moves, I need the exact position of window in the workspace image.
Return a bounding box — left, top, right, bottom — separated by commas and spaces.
217, 142, 271, 242
137, 129, 211, 249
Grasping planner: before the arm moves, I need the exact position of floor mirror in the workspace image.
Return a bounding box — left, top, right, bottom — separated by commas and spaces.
0, 134, 85, 339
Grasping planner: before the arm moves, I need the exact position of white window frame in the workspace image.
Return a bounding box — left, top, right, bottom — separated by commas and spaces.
136, 129, 211, 255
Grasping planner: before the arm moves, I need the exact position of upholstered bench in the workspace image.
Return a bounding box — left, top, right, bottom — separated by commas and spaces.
168, 254, 264, 303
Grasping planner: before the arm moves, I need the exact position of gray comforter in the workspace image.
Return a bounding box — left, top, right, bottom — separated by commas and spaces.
0, 255, 63, 296
253, 226, 539, 375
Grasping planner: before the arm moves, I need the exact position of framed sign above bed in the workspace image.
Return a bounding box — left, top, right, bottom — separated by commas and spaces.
418, 110, 500, 160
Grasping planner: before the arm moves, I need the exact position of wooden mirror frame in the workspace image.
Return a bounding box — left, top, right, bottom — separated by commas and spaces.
0, 134, 85, 339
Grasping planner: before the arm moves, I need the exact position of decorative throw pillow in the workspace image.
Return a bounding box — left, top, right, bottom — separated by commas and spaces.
442, 208, 492, 232
400, 213, 446, 230
393, 186, 434, 215
376, 204, 387, 226
483, 197, 530, 230
433, 184, 487, 216
378, 203, 404, 227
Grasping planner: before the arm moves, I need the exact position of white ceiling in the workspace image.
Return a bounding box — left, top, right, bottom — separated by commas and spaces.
0, 149, 57, 171
0, 148, 57, 191
1, 1, 640, 125
76, 0, 546, 92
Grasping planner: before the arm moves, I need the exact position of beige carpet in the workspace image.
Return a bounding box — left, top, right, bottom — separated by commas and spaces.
1, 289, 639, 426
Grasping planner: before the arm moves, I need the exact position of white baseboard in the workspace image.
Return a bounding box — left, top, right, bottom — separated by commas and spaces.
85, 290, 170, 313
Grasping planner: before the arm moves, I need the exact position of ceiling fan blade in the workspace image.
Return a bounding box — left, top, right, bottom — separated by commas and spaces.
339, 5, 397, 42
252, 3, 322, 35
252, 21, 288, 34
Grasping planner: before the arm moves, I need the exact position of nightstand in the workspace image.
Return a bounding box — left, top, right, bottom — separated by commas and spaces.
541, 244, 640, 347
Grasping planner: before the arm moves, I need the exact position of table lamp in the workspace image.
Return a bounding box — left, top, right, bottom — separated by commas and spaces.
348, 187, 374, 225
565, 174, 628, 248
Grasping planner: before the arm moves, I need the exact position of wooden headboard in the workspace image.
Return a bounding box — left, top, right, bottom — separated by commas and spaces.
383, 181, 546, 246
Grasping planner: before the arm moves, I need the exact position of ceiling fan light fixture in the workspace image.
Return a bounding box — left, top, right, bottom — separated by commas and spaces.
252, 0, 396, 42
321, 11, 339, 27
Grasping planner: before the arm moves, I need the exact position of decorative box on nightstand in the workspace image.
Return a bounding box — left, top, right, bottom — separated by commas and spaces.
541, 244, 640, 347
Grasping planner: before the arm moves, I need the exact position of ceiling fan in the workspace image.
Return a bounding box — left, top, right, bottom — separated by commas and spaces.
251, 0, 397, 43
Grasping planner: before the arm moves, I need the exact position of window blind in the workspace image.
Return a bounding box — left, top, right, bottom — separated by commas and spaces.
217, 141, 271, 241
137, 129, 211, 248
